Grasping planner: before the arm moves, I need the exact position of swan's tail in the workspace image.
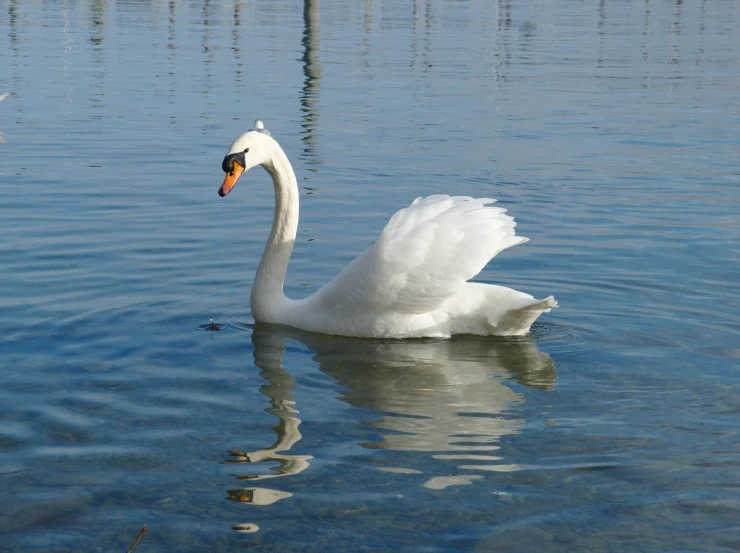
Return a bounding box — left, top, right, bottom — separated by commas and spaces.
491, 295, 558, 336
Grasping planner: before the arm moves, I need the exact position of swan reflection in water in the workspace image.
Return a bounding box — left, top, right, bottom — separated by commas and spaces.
224, 326, 313, 506
227, 324, 556, 503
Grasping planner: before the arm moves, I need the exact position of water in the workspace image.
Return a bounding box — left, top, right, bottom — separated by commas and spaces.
1, 0, 739, 551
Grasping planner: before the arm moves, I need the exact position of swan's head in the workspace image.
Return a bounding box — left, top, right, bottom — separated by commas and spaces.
219, 120, 275, 197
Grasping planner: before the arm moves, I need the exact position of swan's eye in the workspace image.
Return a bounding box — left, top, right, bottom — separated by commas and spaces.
222, 149, 248, 174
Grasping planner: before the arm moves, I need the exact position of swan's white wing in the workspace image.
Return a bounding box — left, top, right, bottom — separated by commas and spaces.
312, 195, 527, 314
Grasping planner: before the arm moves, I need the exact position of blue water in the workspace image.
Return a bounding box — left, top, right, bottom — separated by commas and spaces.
1, 0, 739, 551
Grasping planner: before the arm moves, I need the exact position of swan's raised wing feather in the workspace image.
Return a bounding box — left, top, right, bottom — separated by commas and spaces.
314, 195, 527, 314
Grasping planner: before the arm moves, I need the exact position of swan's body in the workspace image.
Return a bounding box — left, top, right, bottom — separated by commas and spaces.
218, 121, 556, 338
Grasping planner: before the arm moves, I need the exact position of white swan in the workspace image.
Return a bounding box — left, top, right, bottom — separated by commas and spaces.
218, 121, 557, 338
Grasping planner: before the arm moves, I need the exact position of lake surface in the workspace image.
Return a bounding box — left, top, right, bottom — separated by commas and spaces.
1, 0, 739, 551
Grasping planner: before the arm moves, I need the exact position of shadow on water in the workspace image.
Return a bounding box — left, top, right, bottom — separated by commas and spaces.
231, 324, 556, 507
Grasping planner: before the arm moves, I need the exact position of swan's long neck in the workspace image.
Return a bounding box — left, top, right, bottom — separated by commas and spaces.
251, 144, 299, 322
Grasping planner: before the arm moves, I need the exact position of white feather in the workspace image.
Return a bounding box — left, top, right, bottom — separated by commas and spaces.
312, 195, 526, 314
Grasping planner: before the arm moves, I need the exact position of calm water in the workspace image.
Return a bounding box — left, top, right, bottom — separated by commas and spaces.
1, 0, 739, 551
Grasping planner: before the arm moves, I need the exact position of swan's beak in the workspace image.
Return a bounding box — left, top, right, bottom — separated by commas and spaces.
219, 161, 245, 197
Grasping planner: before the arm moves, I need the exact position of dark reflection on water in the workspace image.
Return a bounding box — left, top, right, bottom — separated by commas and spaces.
300, 0, 322, 169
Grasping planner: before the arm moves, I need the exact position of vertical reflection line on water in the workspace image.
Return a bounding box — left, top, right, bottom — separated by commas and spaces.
167, 0, 176, 54
409, 0, 435, 76
487, 0, 506, 121
410, 0, 418, 71
597, 0, 606, 69
88, 0, 105, 56
490, 0, 499, 83
200, 0, 215, 119
642, 0, 652, 92
61, 0, 74, 115
697, 0, 707, 67
88, 0, 107, 119
362, 0, 373, 66
299, 0, 322, 170
232, 0, 243, 84
223, 328, 311, 511
492, 0, 512, 84
667, 0, 682, 103
8, 0, 19, 54
4, 0, 20, 142
423, 0, 433, 74
497, 0, 512, 33
517, 12, 536, 64
167, 0, 180, 111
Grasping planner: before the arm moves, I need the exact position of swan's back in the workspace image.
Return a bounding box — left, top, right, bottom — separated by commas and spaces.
308, 195, 527, 316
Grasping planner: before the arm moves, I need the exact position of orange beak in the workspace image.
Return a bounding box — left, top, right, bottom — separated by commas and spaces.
219, 161, 245, 197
